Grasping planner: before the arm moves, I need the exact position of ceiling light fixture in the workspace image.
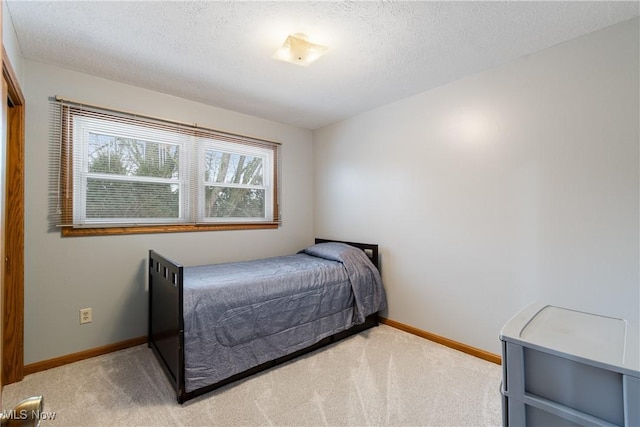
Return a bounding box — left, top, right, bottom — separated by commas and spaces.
273, 33, 328, 67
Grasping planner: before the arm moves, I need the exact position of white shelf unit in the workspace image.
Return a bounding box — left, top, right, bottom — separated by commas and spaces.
500, 304, 639, 427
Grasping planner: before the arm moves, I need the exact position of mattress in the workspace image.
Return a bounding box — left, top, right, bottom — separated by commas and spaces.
182, 242, 386, 392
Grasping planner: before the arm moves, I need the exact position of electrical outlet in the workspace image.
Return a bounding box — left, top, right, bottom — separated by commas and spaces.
80, 308, 92, 324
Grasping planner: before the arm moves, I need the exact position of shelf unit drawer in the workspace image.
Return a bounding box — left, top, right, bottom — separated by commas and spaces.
524, 348, 623, 425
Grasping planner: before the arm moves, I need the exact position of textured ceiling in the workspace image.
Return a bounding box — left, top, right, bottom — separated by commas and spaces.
6, 1, 639, 130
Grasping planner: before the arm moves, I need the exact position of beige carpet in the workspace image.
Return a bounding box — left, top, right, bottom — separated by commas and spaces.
2, 325, 502, 426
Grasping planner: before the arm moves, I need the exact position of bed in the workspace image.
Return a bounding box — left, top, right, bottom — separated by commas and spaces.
148, 238, 387, 403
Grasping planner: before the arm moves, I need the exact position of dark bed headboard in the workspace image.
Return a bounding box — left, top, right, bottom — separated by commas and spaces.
314, 238, 379, 270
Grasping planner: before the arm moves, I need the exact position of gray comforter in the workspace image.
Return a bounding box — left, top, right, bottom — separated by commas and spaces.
182, 242, 386, 392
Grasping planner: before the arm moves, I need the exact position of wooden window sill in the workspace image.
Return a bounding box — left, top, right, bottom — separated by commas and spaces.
61, 223, 278, 237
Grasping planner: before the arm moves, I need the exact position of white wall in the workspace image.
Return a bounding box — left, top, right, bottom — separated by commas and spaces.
314, 18, 639, 355
23, 61, 314, 364
2, 1, 23, 82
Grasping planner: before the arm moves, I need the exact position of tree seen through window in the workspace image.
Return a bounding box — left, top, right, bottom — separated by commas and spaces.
86, 134, 180, 219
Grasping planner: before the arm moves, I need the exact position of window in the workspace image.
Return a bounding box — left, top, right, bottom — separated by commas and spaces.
51, 99, 281, 236
200, 140, 273, 222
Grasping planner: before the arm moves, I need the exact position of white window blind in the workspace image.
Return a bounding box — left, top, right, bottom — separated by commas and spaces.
49, 98, 281, 231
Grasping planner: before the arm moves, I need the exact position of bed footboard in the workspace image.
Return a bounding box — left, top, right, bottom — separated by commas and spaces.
148, 250, 186, 402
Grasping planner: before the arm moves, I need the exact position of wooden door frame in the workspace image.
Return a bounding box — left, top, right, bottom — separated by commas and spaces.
2, 46, 25, 385
0, 0, 4, 398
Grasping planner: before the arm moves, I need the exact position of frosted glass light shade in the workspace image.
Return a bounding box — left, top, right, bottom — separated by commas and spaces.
273, 33, 327, 67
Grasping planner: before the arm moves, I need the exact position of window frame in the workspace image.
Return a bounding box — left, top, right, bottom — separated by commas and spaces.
56, 101, 281, 237
72, 115, 189, 226
198, 138, 274, 224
